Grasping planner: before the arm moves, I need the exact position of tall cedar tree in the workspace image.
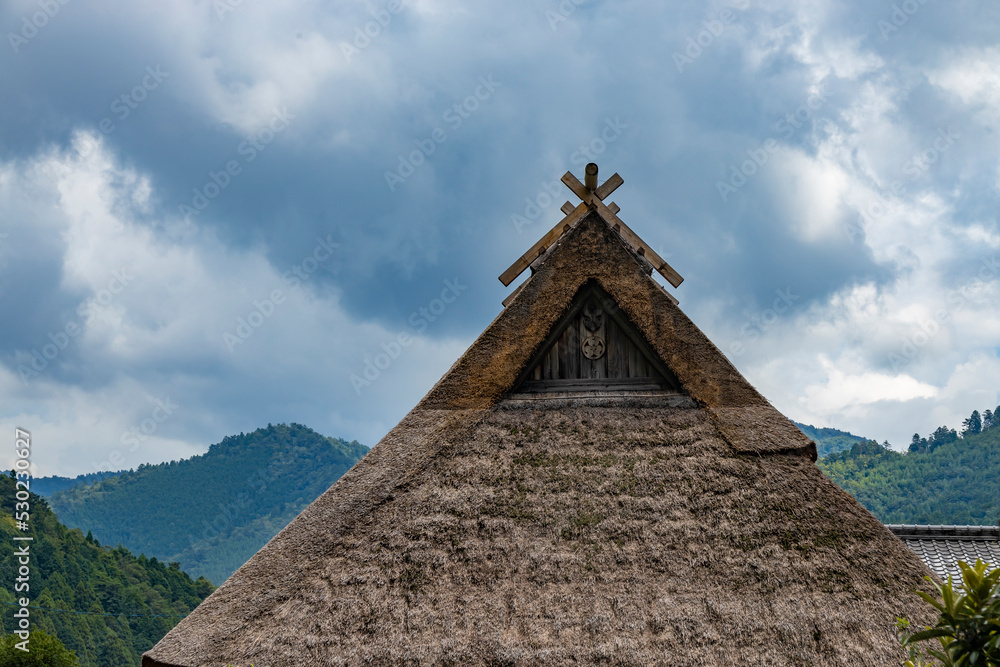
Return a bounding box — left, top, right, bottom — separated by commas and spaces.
962, 410, 982, 437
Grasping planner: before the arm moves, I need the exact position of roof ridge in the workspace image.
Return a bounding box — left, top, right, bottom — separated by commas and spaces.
887, 524, 1000, 539
499, 164, 682, 290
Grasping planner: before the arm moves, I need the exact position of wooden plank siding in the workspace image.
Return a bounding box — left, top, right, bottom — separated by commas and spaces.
522, 295, 666, 386
511, 283, 685, 395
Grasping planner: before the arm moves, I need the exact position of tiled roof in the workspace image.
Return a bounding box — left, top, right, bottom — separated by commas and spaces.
887, 524, 1000, 583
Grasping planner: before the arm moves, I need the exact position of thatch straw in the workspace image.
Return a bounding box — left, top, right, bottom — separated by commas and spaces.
145, 211, 936, 666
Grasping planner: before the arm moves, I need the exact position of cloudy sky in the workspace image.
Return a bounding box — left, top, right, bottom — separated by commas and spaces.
2, 0, 999, 475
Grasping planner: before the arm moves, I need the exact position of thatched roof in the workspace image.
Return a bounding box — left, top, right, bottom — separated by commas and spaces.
145, 189, 939, 666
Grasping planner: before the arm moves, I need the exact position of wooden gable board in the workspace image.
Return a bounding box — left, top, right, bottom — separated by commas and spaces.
512, 282, 684, 394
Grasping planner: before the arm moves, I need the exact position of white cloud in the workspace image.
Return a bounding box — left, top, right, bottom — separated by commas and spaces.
0, 132, 467, 475
802, 355, 938, 413
928, 47, 1000, 111
719, 262, 1000, 448
767, 148, 850, 243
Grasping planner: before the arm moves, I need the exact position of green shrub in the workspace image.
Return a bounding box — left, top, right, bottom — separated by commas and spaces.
0, 630, 80, 666
898, 559, 1000, 666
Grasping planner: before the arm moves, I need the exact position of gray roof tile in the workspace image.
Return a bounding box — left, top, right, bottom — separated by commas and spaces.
886, 524, 1000, 583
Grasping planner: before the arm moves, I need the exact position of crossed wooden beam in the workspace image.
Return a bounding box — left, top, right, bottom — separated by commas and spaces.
499, 164, 683, 289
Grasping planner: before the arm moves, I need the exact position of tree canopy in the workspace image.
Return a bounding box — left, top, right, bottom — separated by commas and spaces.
0, 473, 212, 667
820, 407, 1000, 525
0, 629, 80, 666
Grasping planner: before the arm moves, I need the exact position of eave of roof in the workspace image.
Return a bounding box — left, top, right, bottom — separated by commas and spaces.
886, 524, 1000, 540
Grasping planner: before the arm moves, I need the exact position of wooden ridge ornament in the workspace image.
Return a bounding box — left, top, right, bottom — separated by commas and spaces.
499, 163, 684, 290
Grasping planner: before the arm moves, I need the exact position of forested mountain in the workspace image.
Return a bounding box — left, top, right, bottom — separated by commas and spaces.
818, 407, 1000, 525
49, 424, 368, 585
0, 472, 212, 666
30, 471, 123, 498
792, 421, 870, 458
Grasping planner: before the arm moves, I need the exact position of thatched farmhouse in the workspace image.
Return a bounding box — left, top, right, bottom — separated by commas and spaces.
145, 165, 939, 666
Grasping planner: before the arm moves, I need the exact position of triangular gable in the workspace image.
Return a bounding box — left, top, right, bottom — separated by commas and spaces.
415, 208, 815, 459
512, 282, 684, 394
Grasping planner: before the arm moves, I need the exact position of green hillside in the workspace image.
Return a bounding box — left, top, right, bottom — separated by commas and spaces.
0, 472, 212, 667
30, 472, 123, 498
818, 410, 1000, 525
792, 421, 870, 458
49, 423, 368, 585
